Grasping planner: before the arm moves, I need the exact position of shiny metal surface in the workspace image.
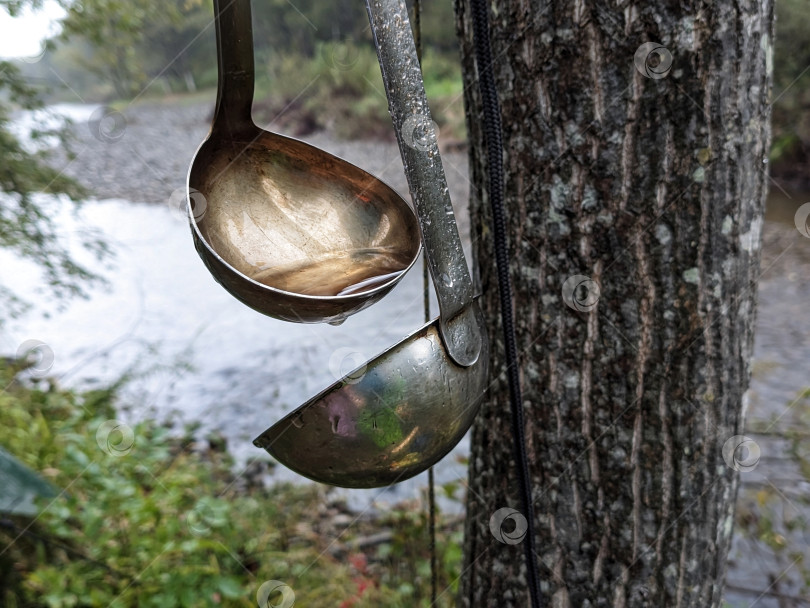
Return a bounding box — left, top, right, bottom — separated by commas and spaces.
365, 0, 481, 367
253, 304, 489, 488
253, 0, 490, 488
187, 0, 420, 324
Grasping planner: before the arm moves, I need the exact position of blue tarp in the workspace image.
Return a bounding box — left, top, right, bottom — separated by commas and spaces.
0, 446, 58, 516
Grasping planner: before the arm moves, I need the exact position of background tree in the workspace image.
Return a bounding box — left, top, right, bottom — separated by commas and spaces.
0, 1, 106, 323
769, 0, 810, 179
56, 0, 190, 99
455, 0, 773, 606
135, 0, 214, 93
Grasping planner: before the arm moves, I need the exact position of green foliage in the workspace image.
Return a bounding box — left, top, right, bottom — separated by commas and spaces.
0, 365, 463, 607
117, 0, 216, 98
35, 0, 465, 109
250, 0, 370, 59
251, 40, 465, 142
253, 41, 391, 138
6, 0, 466, 141
56, 0, 193, 99
371, 501, 465, 607
0, 51, 107, 323
0, 0, 46, 15
733, 388, 810, 600
421, 52, 463, 99
770, 0, 810, 162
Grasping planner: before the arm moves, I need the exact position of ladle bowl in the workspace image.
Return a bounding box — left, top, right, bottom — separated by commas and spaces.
189, 131, 421, 324
253, 303, 489, 488
187, 0, 420, 324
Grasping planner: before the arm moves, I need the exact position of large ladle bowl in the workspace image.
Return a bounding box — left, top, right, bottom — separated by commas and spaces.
187, 0, 420, 324
254, 0, 490, 487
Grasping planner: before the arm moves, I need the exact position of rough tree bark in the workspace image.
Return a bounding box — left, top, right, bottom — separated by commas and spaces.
455, 0, 773, 606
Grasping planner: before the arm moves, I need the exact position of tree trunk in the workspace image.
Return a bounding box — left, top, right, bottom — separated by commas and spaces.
455, 1, 773, 606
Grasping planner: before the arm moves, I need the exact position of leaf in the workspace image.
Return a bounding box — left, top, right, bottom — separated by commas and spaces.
216, 576, 244, 599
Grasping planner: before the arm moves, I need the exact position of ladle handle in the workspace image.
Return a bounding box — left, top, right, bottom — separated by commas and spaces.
365, 0, 481, 367
211, 0, 255, 134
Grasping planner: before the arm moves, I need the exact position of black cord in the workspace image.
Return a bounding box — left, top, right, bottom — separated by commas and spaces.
468, 1, 544, 606
413, 1, 438, 603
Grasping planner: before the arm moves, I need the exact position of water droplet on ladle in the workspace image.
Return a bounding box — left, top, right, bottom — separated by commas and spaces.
336, 269, 404, 296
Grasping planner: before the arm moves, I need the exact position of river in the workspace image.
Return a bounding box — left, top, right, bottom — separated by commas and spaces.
2, 103, 469, 510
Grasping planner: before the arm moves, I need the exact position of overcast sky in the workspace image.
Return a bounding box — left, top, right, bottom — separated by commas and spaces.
0, 1, 65, 59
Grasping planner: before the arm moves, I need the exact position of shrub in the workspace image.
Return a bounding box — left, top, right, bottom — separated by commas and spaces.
0, 365, 462, 607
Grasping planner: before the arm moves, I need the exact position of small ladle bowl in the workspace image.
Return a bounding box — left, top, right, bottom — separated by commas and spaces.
187, 0, 420, 324
253, 304, 488, 488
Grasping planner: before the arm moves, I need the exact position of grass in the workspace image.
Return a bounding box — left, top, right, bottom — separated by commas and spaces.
729, 388, 810, 604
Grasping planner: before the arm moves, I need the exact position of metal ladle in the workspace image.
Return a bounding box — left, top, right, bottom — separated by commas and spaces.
253, 0, 489, 488
187, 0, 421, 324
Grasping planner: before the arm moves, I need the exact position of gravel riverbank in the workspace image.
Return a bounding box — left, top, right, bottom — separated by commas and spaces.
49, 99, 473, 241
